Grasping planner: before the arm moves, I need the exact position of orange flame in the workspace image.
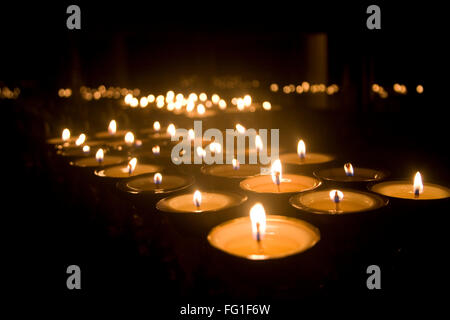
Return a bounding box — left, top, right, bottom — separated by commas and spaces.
297, 140, 306, 160
413, 171, 424, 197
329, 190, 344, 203
108, 120, 117, 135
193, 190, 202, 208
271, 160, 282, 185
250, 203, 266, 241
344, 163, 354, 176
154, 173, 162, 185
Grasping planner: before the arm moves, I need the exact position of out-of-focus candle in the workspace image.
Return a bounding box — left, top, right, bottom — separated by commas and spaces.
95, 160, 163, 178
370, 172, 450, 200
279, 140, 333, 165
207, 203, 320, 260
314, 163, 388, 183
71, 148, 125, 167
290, 188, 388, 214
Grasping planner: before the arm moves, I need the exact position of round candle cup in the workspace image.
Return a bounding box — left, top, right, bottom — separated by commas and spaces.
240, 174, 321, 194
314, 167, 388, 186
208, 215, 320, 260
95, 130, 129, 140
117, 174, 194, 195
156, 191, 247, 237
369, 181, 450, 200
70, 155, 125, 168
201, 164, 261, 179
279, 152, 334, 166
94, 163, 163, 178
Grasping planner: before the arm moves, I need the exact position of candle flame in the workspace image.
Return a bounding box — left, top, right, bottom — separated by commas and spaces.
167, 123, 176, 137
344, 163, 354, 176
243, 94, 252, 107
255, 135, 263, 152
237, 98, 245, 111
188, 129, 195, 141
128, 157, 137, 174
414, 171, 424, 196
262, 101, 272, 110
199, 93, 207, 102
211, 94, 220, 104
250, 203, 266, 241
329, 190, 344, 203
209, 142, 222, 153
75, 133, 86, 146
152, 145, 160, 155
62, 128, 70, 142
154, 172, 162, 185
297, 139, 306, 160
108, 120, 117, 135
96, 148, 104, 163
186, 101, 195, 112
153, 121, 161, 132
236, 124, 246, 134
271, 159, 282, 185
197, 104, 206, 115
196, 146, 206, 158
232, 158, 240, 170
83, 145, 90, 153
193, 190, 202, 208
218, 99, 227, 110
124, 131, 135, 145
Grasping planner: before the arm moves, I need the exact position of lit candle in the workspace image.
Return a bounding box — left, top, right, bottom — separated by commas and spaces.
314, 162, 388, 183
201, 162, 261, 179
207, 203, 320, 260
95, 120, 127, 139
240, 160, 321, 194
94, 159, 163, 178
75, 133, 86, 146
70, 148, 125, 167
47, 128, 76, 145
124, 131, 135, 146
370, 172, 450, 200
279, 140, 333, 165
117, 172, 194, 195
156, 190, 246, 213
290, 188, 388, 214
152, 145, 161, 156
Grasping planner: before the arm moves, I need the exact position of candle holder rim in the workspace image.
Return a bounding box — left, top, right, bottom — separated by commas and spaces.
279, 152, 335, 164
69, 155, 127, 168
289, 188, 389, 215
200, 163, 262, 179
367, 180, 450, 199
239, 174, 322, 194
93, 162, 164, 179
207, 215, 321, 261
156, 190, 248, 214
314, 167, 390, 182
116, 173, 194, 195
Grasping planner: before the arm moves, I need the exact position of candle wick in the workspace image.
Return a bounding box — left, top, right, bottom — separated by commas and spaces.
256, 222, 263, 253
414, 189, 420, 198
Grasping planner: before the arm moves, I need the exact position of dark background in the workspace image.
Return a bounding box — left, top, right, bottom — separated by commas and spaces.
2, 0, 448, 315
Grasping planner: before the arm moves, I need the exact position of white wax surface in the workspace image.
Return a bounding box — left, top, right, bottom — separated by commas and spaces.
208, 216, 320, 260
72, 156, 125, 167
279, 152, 334, 165
158, 192, 238, 213
294, 190, 378, 214
371, 181, 450, 200
98, 164, 162, 178
240, 174, 320, 194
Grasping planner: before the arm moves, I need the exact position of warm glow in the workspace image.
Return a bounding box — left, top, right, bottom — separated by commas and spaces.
302, 81, 310, 92
62, 128, 71, 142
188, 93, 198, 102
250, 203, 266, 241
237, 98, 245, 110
147, 94, 155, 103
344, 163, 354, 176
176, 93, 184, 101
211, 94, 220, 104
297, 140, 306, 159
209, 142, 222, 153
96, 148, 104, 163
372, 84, 380, 92
262, 101, 271, 110
232, 158, 240, 170
167, 124, 176, 137
329, 190, 344, 203
218, 99, 227, 109
193, 190, 202, 208
75, 133, 86, 146
271, 160, 282, 185
82, 145, 90, 153
154, 173, 162, 185
128, 157, 137, 174
124, 93, 133, 104
197, 104, 206, 115
413, 171, 424, 196
416, 85, 424, 94
166, 91, 175, 103
199, 93, 207, 102
130, 97, 139, 108
140, 97, 148, 108
243, 95, 252, 107
196, 146, 206, 158
108, 120, 117, 135
236, 124, 246, 134
124, 132, 135, 145
270, 83, 279, 92
152, 145, 160, 155
153, 121, 161, 132
255, 135, 263, 152
188, 129, 195, 141
156, 100, 165, 109
186, 101, 195, 112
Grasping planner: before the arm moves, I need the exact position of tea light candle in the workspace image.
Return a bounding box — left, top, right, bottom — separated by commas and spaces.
201, 161, 261, 179
370, 172, 450, 200
117, 172, 194, 194
47, 128, 77, 145
148, 123, 176, 140
207, 203, 320, 260
290, 188, 388, 214
279, 140, 333, 165
70, 148, 125, 167
314, 162, 388, 183
156, 190, 246, 213
94, 158, 163, 178
240, 160, 321, 194
95, 120, 128, 139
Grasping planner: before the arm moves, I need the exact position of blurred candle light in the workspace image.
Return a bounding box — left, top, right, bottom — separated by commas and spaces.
152, 145, 160, 155
130, 97, 139, 108
297, 140, 306, 160
197, 104, 206, 115
147, 94, 155, 103
271, 159, 282, 192
416, 85, 424, 94
236, 124, 246, 134
344, 163, 354, 177
232, 158, 240, 170
218, 99, 227, 110
193, 190, 202, 209
124, 132, 135, 146
62, 128, 71, 142
83, 145, 90, 153
237, 98, 245, 110
199, 93, 207, 102
166, 90, 175, 103
243, 95, 252, 107
262, 101, 272, 110
186, 101, 195, 112
154, 172, 162, 185
329, 189, 344, 212
196, 146, 206, 159
124, 93, 133, 105
188, 129, 195, 141
270, 83, 279, 92
414, 171, 424, 198
211, 94, 220, 104
255, 135, 263, 152
153, 121, 161, 132
75, 133, 86, 146
167, 124, 176, 137
96, 148, 104, 164
140, 97, 148, 108
128, 157, 137, 175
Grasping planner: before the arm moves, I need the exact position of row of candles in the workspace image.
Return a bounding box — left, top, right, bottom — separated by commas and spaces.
49, 119, 449, 261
